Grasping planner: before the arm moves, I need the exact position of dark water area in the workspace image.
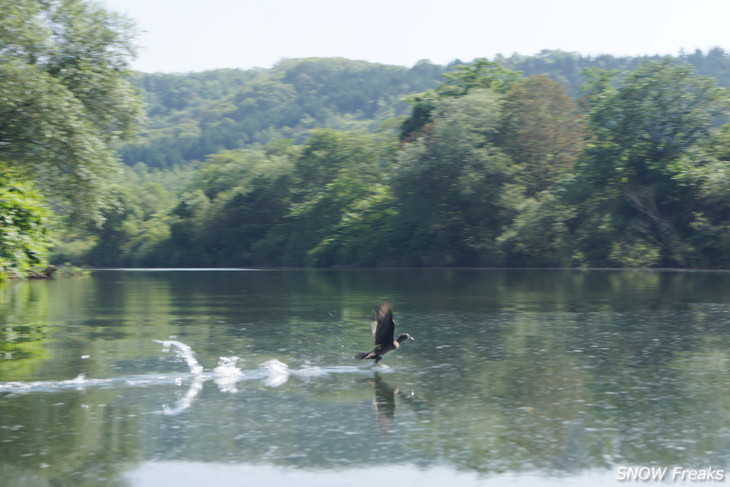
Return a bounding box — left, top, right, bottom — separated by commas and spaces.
2, 268, 730, 486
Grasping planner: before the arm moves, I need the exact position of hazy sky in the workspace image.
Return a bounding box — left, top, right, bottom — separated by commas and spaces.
101, 0, 730, 73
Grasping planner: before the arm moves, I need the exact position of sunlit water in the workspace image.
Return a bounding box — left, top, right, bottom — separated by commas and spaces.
2, 268, 730, 486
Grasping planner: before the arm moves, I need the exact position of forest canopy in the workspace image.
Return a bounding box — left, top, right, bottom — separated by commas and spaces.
0, 0, 143, 277
3, 0, 730, 274
58, 52, 730, 270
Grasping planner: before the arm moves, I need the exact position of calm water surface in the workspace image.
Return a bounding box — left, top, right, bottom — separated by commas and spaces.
2, 268, 730, 486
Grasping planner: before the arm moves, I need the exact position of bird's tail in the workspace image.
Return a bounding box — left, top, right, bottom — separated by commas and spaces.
355, 352, 369, 360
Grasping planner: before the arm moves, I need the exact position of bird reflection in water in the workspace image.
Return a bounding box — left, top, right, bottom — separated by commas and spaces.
368, 372, 417, 434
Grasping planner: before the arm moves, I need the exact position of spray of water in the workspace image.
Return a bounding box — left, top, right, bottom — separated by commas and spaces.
0, 340, 370, 415
161, 375, 205, 415
262, 359, 289, 387
154, 340, 204, 375
213, 356, 244, 392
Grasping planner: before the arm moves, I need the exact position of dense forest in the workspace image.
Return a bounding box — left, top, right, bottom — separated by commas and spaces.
59, 51, 730, 269
3, 0, 730, 275
117, 48, 730, 172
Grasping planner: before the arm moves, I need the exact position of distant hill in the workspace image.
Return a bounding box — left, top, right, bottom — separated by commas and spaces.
120, 58, 447, 168
496, 47, 730, 95
120, 49, 730, 169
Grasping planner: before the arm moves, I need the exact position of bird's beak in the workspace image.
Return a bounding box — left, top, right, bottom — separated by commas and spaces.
409, 336, 415, 341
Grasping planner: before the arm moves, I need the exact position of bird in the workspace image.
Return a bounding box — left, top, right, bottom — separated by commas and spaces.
355, 303, 414, 365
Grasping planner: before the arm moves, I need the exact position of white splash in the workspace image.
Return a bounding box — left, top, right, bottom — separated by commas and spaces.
213, 356, 244, 393
154, 340, 204, 375
262, 359, 289, 388
161, 375, 205, 415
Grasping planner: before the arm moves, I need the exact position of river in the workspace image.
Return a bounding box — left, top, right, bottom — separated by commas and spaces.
1, 268, 730, 485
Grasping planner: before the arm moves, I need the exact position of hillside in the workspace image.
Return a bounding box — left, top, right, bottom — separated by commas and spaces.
120, 50, 730, 171
120, 58, 447, 168
498, 47, 730, 94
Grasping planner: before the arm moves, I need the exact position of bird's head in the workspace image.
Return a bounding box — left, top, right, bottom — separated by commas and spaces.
396, 333, 414, 344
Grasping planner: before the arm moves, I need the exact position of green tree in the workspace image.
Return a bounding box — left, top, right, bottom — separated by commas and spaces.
671, 123, 730, 267
0, 0, 144, 223
400, 59, 521, 140
499, 75, 585, 194
185, 146, 295, 266
438, 58, 522, 97
260, 130, 391, 266
294, 131, 397, 267
495, 191, 579, 267
0, 168, 53, 278
394, 90, 516, 266
83, 179, 176, 267
488, 76, 586, 266
573, 59, 729, 267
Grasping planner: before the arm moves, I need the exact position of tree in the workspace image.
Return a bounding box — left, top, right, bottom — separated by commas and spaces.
573, 59, 730, 266
394, 90, 516, 266
495, 191, 579, 267
438, 58, 522, 97
84, 180, 176, 267
669, 123, 730, 267
400, 59, 521, 140
0, 0, 144, 223
0, 168, 53, 278
268, 130, 390, 266
183, 146, 295, 266
292, 131, 397, 266
499, 75, 585, 195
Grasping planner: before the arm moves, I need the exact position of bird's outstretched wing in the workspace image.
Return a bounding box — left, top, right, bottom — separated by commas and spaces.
372, 303, 395, 346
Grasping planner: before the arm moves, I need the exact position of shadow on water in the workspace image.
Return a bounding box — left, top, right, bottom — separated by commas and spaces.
2, 269, 730, 485
366, 372, 427, 435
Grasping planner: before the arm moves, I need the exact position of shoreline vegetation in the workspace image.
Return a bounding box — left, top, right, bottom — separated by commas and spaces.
1, 265, 90, 282
7, 265, 730, 278
56, 55, 730, 271
3, 1, 730, 278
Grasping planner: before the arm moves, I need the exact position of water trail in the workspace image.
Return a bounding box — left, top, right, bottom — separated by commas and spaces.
0, 373, 191, 395
0, 373, 91, 393
154, 340, 204, 375
0, 339, 370, 401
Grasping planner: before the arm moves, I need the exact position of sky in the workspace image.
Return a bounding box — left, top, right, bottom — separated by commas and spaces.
101, 0, 730, 73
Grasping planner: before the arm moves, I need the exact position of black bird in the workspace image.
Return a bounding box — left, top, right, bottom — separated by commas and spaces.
355, 303, 414, 365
